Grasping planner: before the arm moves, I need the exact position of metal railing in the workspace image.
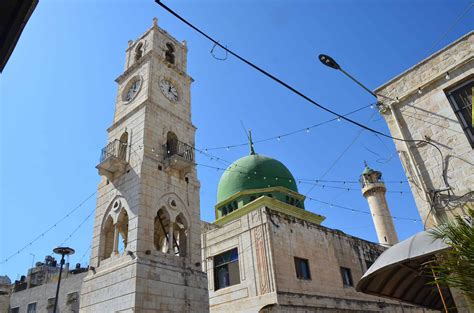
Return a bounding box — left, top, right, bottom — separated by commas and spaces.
100, 140, 128, 163
163, 139, 194, 162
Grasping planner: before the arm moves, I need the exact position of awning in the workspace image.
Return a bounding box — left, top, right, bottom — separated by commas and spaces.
356, 230, 455, 311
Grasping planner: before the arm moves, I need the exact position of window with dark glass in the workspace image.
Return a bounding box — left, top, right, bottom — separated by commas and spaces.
340, 267, 353, 286
214, 248, 240, 290
27, 303, 37, 313
446, 78, 473, 148
10, 308, 19, 313
294, 257, 311, 280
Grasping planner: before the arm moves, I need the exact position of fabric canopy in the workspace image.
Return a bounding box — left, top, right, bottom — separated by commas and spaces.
356, 230, 455, 310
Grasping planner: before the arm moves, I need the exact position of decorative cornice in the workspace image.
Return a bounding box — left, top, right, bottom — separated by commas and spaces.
212, 195, 325, 227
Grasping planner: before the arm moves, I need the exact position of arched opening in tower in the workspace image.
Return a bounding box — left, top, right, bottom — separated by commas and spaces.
154, 208, 171, 253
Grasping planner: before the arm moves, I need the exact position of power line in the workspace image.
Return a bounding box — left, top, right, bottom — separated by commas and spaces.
154, 0, 446, 190
304, 108, 378, 196
57, 207, 96, 247
425, 3, 473, 56
1, 191, 97, 264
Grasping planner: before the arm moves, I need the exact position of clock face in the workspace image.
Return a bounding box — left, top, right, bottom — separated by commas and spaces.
124, 79, 141, 102
160, 80, 179, 102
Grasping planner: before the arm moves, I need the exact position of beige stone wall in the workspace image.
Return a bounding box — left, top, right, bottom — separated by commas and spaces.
375, 31, 473, 227
10, 272, 85, 313
267, 209, 414, 312
203, 207, 278, 313
202, 204, 426, 312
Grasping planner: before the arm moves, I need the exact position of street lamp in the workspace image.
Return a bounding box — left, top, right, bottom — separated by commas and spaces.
52, 246, 75, 313
318, 54, 397, 102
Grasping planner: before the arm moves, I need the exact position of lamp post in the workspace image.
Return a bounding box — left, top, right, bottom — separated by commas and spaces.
318, 54, 397, 102
52, 247, 75, 313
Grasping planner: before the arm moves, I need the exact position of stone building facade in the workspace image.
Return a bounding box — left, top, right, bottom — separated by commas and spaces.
5, 255, 87, 313
202, 152, 424, 312
375, 31, 473, 228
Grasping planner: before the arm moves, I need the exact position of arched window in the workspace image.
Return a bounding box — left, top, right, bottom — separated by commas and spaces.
154, 208, 171, 253
174, 214, 188, 257
165, 43, 175, 64
117, 209, 129, 253
135, 43, 143, 61
101, 216, 114, 260
166, 131, 178, 156
118, 132, 128, 161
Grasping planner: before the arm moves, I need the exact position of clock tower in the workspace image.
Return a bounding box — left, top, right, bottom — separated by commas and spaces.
79, 18, 209, 312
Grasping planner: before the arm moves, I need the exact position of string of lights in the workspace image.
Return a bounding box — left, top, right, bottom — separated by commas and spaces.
0, 191, 97, 264
154, 0, 449, 190
305, 196, 421, 222
131, 143, 419, 222
78, 244, 92, 264
199, 103, 374, 151
299, 181, 408, 194
303, 108, 378, 196
57, 207, 96, 247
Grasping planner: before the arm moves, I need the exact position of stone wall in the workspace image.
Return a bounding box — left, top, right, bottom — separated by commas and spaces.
9, 272, 86, 313
202, 203, 428, 312
267, 209, 423, 312
375, 31, 473, 227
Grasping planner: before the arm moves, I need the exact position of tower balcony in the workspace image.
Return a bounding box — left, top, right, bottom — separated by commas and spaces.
163, 139, 194, 171
96, 139, 128, 181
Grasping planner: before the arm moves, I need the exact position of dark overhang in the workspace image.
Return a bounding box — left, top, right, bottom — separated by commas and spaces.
0, 0, 38, 73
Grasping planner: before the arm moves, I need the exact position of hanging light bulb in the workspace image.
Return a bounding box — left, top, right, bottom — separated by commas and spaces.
226, 146, 230, 151
445, 72, 450, 80
277, 136, 281, 141
418, 88, 422, 94
370, 104, 374, 109
337, 116, 341, 122
306, 128, 310, 133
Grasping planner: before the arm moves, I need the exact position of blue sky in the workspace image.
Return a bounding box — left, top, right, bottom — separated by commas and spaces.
1, 0, 472, 280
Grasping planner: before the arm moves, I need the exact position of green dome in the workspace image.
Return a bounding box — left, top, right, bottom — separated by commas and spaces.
217, 154, 298, 203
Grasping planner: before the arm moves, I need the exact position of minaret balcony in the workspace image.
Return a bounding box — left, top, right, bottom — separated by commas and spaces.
163, 139, 194, 171
96, 140, 128, 180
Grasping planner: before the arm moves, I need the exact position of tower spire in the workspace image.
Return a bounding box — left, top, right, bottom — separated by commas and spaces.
248, 130, 255, 155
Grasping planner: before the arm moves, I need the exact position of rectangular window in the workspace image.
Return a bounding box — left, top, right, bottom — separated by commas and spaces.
27, 303, 37, 313
47, 298, 55, 313
294, 257, 311, 280
214, 247, 240, 290
10, 308, 19, 313
446, 78, 473, 148
340, 267, 353, 287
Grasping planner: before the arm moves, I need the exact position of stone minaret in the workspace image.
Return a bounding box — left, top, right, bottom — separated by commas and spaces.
79, 18, 208, 312
360, 162, 398, 247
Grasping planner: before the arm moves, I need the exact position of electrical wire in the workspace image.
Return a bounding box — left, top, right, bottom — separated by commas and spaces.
425, 3, 473, 55
0, 191, 97, 264
154, 0, 449, 190
57, 207, 96, 247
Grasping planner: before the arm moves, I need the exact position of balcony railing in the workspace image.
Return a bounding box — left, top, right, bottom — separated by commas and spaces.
163, 139, 194, 163
100, 140, 128, 163
97, 139, 128, 180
